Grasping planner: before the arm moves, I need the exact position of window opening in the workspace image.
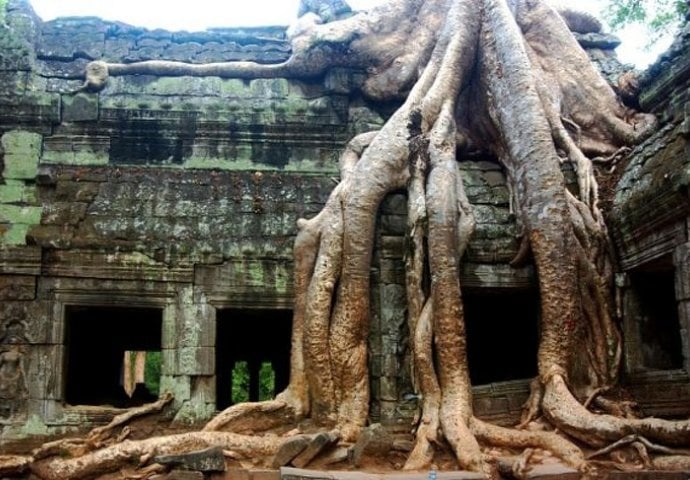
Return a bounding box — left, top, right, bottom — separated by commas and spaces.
64, 306, 162, 407
463, 288, 540, 385
630, 264, 683, 370
216, 308, 291, 410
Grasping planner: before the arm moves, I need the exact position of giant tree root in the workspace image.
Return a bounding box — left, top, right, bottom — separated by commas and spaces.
31, 432, 283, 480
17, 0, 690, 478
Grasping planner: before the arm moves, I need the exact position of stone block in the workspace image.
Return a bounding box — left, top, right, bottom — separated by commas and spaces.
0, 184, 35, 204
190, 376, 215, 406
160, 375, 191, 402
674, 243, 690, 301
324, 68, 354, 94
61, 93, 99, 122
53, 181, 100, 203
0, 205, 42, 225
25, 344, 64, 401
41, 202, 87, 226
178, 347, 214, 376
154, 446, 226, 473
0, 299, 52, 344
271, 436, 309, 468
219, 468, 250, 480
380, 214, 406, 236
379, 236, 404, 258
162, 305, 177, 350
25, 224, 75, 249
250, 470, 280, 480
165, 471, 204, 480
1, 131, 42, 180
351, 423, 393, 467
291, 432, 339, 468
606, 473, 688, 480
380, 284, 406, 325
161, 349, 177, 375
0, 275, 35, 300
381, 354, 400, 377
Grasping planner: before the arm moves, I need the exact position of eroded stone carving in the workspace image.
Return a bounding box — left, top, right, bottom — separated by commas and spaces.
0, 317, 30, 418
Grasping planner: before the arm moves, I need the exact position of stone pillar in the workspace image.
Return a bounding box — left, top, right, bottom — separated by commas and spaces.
617, 272, 645, 374
673, 242, 690, 376
162, 287, 216, 424
371, 193, 413, 427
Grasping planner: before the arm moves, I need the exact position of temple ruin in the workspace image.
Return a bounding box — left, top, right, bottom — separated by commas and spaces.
0, 0, 689, 476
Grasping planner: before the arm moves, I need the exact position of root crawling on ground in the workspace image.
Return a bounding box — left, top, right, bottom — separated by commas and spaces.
13, 0, 690, 478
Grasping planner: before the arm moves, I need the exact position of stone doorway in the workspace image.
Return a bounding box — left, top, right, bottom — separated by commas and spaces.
463, 288, 540, 385
630, 261, 684, 371
215, 308, 292, 410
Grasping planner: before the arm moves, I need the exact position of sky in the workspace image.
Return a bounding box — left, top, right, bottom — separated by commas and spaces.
28, 0, 672, 68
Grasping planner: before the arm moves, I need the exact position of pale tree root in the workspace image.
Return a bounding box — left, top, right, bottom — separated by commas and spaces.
543, 374, 690, 456
0, 455, 32, 478
30, 432, 283, 480
87, 392, 174, 446
28, 392, 175, 462
203, 399, 295, 433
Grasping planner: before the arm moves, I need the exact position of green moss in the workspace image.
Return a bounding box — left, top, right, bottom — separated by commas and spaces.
41, 149, 109, 166
1, 223, 30, 245
249, 78, 289, 98
0, 0, 7, 25
219, 78, 251, 97
0, 205, 42, 224
0, 184, 34, 203
20, 415, 50, 436
159, 375, 191, 402
1, 131, 42, 179
245, 260, 265, 285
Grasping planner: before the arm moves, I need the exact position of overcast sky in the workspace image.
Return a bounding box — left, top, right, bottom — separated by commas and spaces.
29, 0, 671, 68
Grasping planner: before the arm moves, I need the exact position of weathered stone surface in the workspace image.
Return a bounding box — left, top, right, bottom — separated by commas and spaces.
281, 469, 485, 480
291, 432, 340, 468
1, 130, 42, 179
0, 275, 35, 300
153, 446, 226, 472
350, 423, 393, 467
251, 470, 280, 480
164, 471, 205, 480
573, 32, 621, 49
271, 436, 310, 469
61, 93, 99, 122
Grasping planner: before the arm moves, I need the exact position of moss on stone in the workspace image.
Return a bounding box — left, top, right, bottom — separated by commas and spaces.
1, 223, 30, 245
41, 149, 109, 166
0, 204, 42, 224
0, 184, 34, 203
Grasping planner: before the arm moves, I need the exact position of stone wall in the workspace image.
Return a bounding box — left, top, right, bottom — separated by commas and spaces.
611, 17, 690, 416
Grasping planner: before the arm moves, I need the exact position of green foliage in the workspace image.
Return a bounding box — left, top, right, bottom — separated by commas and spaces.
259, 361, 276, 401
231, 361, 250, 403
604, 0, 687, 47
144, 351, 161, 396
230, 360, 276, 404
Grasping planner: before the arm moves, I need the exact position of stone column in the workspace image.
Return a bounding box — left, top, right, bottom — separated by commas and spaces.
162, 286, 216, 424
673, 242, 690, 376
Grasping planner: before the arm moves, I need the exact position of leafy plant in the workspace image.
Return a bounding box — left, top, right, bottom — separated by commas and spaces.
604, 0, 687, 47
144, 351, 161, 396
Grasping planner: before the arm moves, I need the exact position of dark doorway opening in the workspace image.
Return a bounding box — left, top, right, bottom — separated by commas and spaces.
630, 263, 683, 370
64, 306, 162, 407
216, 309, 292, 410
463, 288, 540, 385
